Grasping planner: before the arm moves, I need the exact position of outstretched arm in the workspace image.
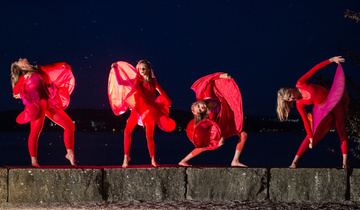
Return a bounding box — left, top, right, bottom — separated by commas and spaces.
297, 56, 345, 85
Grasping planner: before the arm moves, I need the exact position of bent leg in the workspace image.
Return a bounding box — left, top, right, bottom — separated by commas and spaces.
179, 148, 207, 167
231, 131, 248, 167
46, 107, 76, 166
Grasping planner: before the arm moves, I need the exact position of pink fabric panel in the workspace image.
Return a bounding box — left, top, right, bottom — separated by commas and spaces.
312, 64, 345, 137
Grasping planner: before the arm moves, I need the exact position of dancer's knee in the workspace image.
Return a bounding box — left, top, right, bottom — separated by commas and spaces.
240, 131, 248, 141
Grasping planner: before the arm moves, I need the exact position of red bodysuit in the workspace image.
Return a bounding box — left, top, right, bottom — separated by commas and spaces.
295, 60, 348, 157
108, 61, 175, 159
124, 78, 173, 157
187, 73, 246, 157
12, 64, 75, 159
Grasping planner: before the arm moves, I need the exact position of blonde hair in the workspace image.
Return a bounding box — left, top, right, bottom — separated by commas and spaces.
136, 60, 155, 80
10, 62, 37, 88
276, 88, 293, 121
191, 101, 209, 126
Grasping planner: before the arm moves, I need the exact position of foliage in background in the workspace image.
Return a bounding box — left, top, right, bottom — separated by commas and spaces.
345, 9, 360, 23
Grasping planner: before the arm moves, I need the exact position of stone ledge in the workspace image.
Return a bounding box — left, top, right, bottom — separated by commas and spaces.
104, 167, 186, 202
186, 167, 268, 202
0, 167, 358, 204
8, 168, 102, 203
0, 168, 7, 203
350, 168, 360, 202
269, 168, 347, 202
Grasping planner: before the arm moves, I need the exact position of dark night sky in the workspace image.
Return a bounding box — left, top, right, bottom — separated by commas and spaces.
1, 0, 360, 116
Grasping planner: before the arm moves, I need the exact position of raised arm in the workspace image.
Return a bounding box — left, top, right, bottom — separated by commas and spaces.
297, 56, 345, 85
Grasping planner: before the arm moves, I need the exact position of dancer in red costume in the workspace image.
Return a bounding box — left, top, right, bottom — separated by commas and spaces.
277, 56, 349, 168
11, 58, 76, 167
178, 73, 248, 167
108, 60, 175, 168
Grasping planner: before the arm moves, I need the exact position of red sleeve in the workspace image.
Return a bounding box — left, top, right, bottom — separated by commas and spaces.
13, 75, 24, 95
297, 60, 330, 85
296, 101, 313, 138
155, 80, 172, 106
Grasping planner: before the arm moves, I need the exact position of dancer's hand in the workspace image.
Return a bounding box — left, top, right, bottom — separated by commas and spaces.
329, 56, 345, 64
13, 94, 20, 99
219, 73, 232, 79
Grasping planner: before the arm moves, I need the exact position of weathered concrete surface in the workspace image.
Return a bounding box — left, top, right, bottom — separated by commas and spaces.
0, 168, 7, 203
186, 168, 268, 202
350, 169, 360, 202
269, 168, 347, 202
8, 168, 103, 203
104, 167, 186, 202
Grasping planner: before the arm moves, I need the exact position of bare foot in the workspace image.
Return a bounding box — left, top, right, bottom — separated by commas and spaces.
151, 158, 160, 167
309, 138, 313, 149
31, 162, 40, 168
231, 161, 248, 167
218, 137, 225, 147
289, 163, 297, 168
31, 157, 40, 168
122, 156, 131, 168
179, 160, 192, 167
65, 154, 76, 166
342, 164, 349, 169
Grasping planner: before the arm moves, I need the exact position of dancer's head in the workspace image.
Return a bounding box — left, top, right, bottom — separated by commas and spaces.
191, 101, 208, 125
276, 87, 295, 121
136, 60, 154, 80
11, 58, 36, 86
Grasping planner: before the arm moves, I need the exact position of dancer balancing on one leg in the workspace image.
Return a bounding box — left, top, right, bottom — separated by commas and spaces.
11, 58, 76, 167
108, 60, 176, 168
277, 56, 349, 168
179, 73, 248, 167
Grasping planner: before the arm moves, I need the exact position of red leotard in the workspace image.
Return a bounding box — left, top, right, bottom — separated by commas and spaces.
123, 78, 171, 157
188, 73, 246, 157
295, 60, 348, 156
13, 70, 75, 158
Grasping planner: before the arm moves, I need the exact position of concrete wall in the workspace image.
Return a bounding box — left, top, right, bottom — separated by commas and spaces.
1, 167, 359, 203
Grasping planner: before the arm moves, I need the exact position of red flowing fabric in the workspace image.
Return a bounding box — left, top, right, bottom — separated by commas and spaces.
15, 62, 75, 124
108, 61, 137, 115
40, 62, 75, 110
186, 72, 244, 150
108, 61, 176, 132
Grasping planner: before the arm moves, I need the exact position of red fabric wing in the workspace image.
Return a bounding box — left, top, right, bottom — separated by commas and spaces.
108, 61, 137, 115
